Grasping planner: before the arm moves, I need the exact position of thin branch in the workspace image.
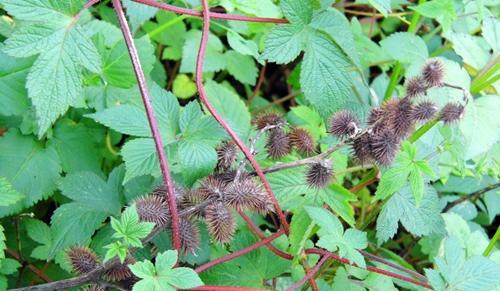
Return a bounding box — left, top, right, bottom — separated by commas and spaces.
195, 0, 289, 232
248, 64, 266, 104
131, 0, 288, 23
112, 0, 181, 251
359, 250, 428, 282
286, 254, 331, 291
195, 229, 286, 273
5, 249, 52, 283
305, 249, 432, 289
443, 182, 500, 212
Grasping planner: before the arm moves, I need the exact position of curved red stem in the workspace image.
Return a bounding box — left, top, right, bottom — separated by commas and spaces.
112, 0, 181, 251
286, 254, 331, 291
195, 0, 289, 232
195, 229, 285, 273
305, 249, 432, 289
192, 286, 267, 291
132, 0, 288, 23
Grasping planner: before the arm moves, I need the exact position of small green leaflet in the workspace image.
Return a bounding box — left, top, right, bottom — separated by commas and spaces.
305, 206, 367, 268
0, 47, 32, 116
110, 205, 155, 248
104, 240, 128, 263
288, 208, 314, 259
123, 0, 157, 32
1, 0, 101, 136
0, 176, 24, 206
367, 0, 391, 17
425, 236, 500, 291
130, 250, 204, 291
379, 32, 428, 66
375, 142, 435, 205
376, 185, 444, 245
24, 219, 52, 260
280, 0, 313, 26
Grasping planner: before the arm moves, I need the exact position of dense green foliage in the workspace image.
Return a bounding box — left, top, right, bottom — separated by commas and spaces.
0, 0, 498, 290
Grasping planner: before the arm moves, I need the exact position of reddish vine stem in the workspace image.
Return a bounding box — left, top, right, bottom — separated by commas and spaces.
305, 249, 432, 289
131, 0, 288, 23
196, 0, 289, 232
195, 229, 286, 273
111, 0, 181, 251
359, 250, 428, 282
249, 64, 266, 103
238, 211, 293, 260
286, 254, 331, 291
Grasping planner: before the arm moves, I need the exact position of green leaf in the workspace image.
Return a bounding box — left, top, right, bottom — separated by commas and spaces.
180, 30, 226, 73
49, 203, 108, 258
483, 17, 499, 52
178, 140, 217, 185
306, 207, 367, 268
167, 267, 204, 289
60, 171, 121, 214
0, 47, 32, 116
0, 258, 21, 275
289, 208, 314, 257
376, 185, 444, 244
156, 250, 177, 272
459, 95, 500, 159
104, 240, 128, 263
267, 168, 311, 210
300, 29, 352, 117
411, 0, 456, 32
0, 0, 83, 22
425, 236, 500, 291
121, 138, 161, 183
111, 205, 155, 247
261, 24, 307, 64
318, 185, 356, 226
123, 0, 157, 32
130, 259, 156, 278
227, 31, 259, 59
408, 166, 424, 206
0, 130, 61, 218
24, 218, 52, 260
0, 176, 24, 206
380, 32, 428, 65
367, 0, 391, 17
310, 9, 361, 71
47, 119, 103, 174
102, 36, 155, 88
225, 50, 258, 85
205, 81, 251, 139
3, 10, 101, 136
448, 33, 489, 70
280, 0, 313, 25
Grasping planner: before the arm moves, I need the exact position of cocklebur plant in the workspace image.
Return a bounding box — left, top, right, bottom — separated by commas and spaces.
0, 0, 498, 290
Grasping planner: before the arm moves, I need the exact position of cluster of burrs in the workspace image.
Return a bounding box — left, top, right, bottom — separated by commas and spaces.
66, 246, 137, 290
330, 58, 465, 166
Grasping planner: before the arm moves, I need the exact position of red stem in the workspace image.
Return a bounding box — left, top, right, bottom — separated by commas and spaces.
359, 250, 428, 282
111, 0, 181, 251
195, 229, 285, 273
132, 0, 288, 23
305, 249, 432, 289
286, 254, 331, 291
195, 0, 290, 232
238, 211, 293, 260
192, 286, 266, 291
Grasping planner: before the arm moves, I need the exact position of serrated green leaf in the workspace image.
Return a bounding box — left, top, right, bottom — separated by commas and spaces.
60, 171, 121, 214
122, 138, 160, 183
0, 47, 32, 116
227, 31, 259, 59
0, 258, 21, 275
104, 240, 128, 263
376, 185, 444, 244
305, 206, 343, 237
0, 176, 24, 206
367, 0, 391, 17
262, 24, 307, 64
130, 259, 156, 278
289, 208, 313, 257
225, 50, 258, 85
178, 140, 217, 185
409, 166, 424, 206
172, 74, 197, 99
0, 0, 83, 22
300, 29, 352, 117
0, 225, 5, 261
167, 267, 204, 289
49, 202, 107, 258
112, 205, 155, 247
24, 218, 51, 260
280, 0, 313, 25
318, 185, 356, 226
0, 130, 61, 218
